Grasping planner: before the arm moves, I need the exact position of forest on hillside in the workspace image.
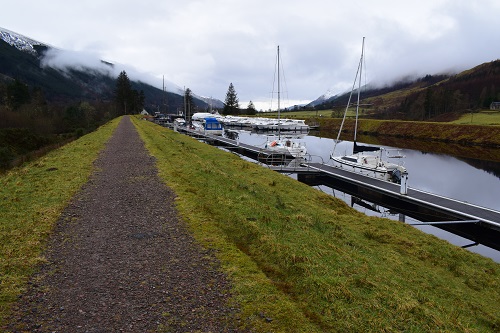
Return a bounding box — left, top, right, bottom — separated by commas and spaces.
315, 60, 500, 121
393, 61, 500, 120
0, 71, 143, 169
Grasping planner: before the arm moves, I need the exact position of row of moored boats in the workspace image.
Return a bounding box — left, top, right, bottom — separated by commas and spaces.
171, 39, 408, 185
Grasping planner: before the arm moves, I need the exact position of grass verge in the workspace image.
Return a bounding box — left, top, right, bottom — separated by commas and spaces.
132, 117, 500, 332
451, 111, 500, 125
317, 118, 500, 147
0, 118, 120, 325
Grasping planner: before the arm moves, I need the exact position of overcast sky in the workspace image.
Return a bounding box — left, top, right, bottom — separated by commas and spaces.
3, 0, 500, 110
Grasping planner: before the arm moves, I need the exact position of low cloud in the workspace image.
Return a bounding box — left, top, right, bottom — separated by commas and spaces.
40, 48, 184, 95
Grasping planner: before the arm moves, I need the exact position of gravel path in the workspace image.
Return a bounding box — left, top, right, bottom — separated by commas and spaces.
7, 116, 244, 332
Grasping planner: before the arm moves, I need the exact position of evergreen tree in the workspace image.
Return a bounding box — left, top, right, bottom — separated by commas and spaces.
114, 71, 144, 115
6, 79, 30, 110
223, 83, 239, 115
246, 100, 257, 115
184, 88, 195, 122
115, 71, 132, 115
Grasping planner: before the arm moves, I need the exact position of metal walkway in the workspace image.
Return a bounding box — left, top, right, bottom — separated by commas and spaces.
300, 162, 500, 251
175, 126, 500, 251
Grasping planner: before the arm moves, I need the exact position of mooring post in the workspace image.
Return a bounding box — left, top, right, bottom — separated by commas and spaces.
400, 171, 408, 195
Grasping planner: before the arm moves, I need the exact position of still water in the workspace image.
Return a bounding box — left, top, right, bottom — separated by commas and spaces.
232, 130, 500, 262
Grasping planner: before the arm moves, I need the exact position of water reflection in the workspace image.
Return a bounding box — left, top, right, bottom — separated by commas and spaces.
233, 130, 500, 262
238, 131, 500, 211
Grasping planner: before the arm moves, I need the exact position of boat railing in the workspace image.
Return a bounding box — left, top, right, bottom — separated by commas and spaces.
262, 153, 325, 173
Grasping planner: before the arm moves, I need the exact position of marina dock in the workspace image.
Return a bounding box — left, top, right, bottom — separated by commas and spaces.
176, 126, 500, 251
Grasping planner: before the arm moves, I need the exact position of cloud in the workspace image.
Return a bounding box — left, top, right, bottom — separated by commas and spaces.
3, 0, 500, 108
40, 48, 184, 95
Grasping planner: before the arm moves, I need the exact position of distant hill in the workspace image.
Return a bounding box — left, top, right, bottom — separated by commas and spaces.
0, 27, 220, 113
310, 60, 500, 121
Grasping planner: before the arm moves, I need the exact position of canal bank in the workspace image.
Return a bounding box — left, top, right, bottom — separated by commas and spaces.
133, 117, 500, 332
313, 118, 500, 148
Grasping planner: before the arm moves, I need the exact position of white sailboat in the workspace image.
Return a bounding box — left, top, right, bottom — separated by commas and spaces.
330, 37, 407, 183
265, 45, 308, 158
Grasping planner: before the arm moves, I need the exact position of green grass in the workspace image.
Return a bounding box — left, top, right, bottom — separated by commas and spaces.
132, 118, 500, 332
1, 116, 499, 332
0, 118, 120, 325
257, 110, 327, 118
451, 111, 500, 125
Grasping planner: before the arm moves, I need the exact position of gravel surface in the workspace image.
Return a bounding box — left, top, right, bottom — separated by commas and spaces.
6, 116, 245, 332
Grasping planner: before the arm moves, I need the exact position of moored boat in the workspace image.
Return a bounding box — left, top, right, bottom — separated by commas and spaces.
330, 37, 407, 183
264, 46, 308, 158
191, 112, 224, 135
265, 134, 308, 158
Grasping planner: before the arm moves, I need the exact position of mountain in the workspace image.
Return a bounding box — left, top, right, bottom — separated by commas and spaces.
0, 27, 221, 113
309, 61, 500, 121
0, 27, 50, 55
308, 88, 340, 107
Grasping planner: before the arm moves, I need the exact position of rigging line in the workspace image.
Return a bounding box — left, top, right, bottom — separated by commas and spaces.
331, 40, 363, 156
363, 41, 368, 95
354, 37, 365, 143
269, 46, 290, 112
279, 49, 290, 110
269, 48, 279, 111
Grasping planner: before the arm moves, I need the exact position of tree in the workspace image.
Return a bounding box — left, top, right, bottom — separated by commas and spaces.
424, 87, 434, 120
115, 71, 131, 114
246, 100, 256, 115
223, 83, 239, 115
184, 88, 195, 122
6, 79, 30, 110
114, 71, 144, 115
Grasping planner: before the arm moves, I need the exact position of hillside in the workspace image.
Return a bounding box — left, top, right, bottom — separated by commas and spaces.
0, 28, 210, 112
312, 60, 500, 121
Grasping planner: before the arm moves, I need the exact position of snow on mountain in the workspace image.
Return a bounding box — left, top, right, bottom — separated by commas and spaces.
308, 87, 340, 107
0, 27, 49, 55
0, 27, 227, 108
1, 28, 179, 96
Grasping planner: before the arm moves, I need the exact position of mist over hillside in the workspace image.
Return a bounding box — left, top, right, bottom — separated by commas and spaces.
2, 26, 499, 120
0, 27, 222, 113
307, 60, 500, 121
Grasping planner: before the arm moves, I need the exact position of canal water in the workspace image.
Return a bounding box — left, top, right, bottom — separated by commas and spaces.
231, 130, 500, 262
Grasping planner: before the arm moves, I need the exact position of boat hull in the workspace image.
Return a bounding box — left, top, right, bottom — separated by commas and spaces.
266, 138, 307, 158
331, 154, 406, 183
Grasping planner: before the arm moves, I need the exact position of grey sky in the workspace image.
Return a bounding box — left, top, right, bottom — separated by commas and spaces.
3, 0, 499, 109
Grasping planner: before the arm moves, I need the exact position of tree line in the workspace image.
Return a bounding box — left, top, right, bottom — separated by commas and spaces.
0, 70, 143, 169
181, 82, 256, 119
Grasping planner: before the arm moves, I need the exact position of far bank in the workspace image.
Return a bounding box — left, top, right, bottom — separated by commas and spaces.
311, 118, 500, 148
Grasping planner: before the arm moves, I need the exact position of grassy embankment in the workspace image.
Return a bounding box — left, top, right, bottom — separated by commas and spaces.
132, 117, 500, 332
271, 109, 500, 126
315, 117, 500, 148
0, 118, 120, 326
1, 116, 499, 332
248, 110, 500, 147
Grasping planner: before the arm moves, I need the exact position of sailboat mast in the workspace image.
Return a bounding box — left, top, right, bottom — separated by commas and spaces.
277, 45, 281, 123
331, 37, 365, 156
354, 37, 365, 143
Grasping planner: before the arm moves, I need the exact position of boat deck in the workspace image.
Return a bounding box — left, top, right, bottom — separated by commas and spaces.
177, 127, 296, 161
